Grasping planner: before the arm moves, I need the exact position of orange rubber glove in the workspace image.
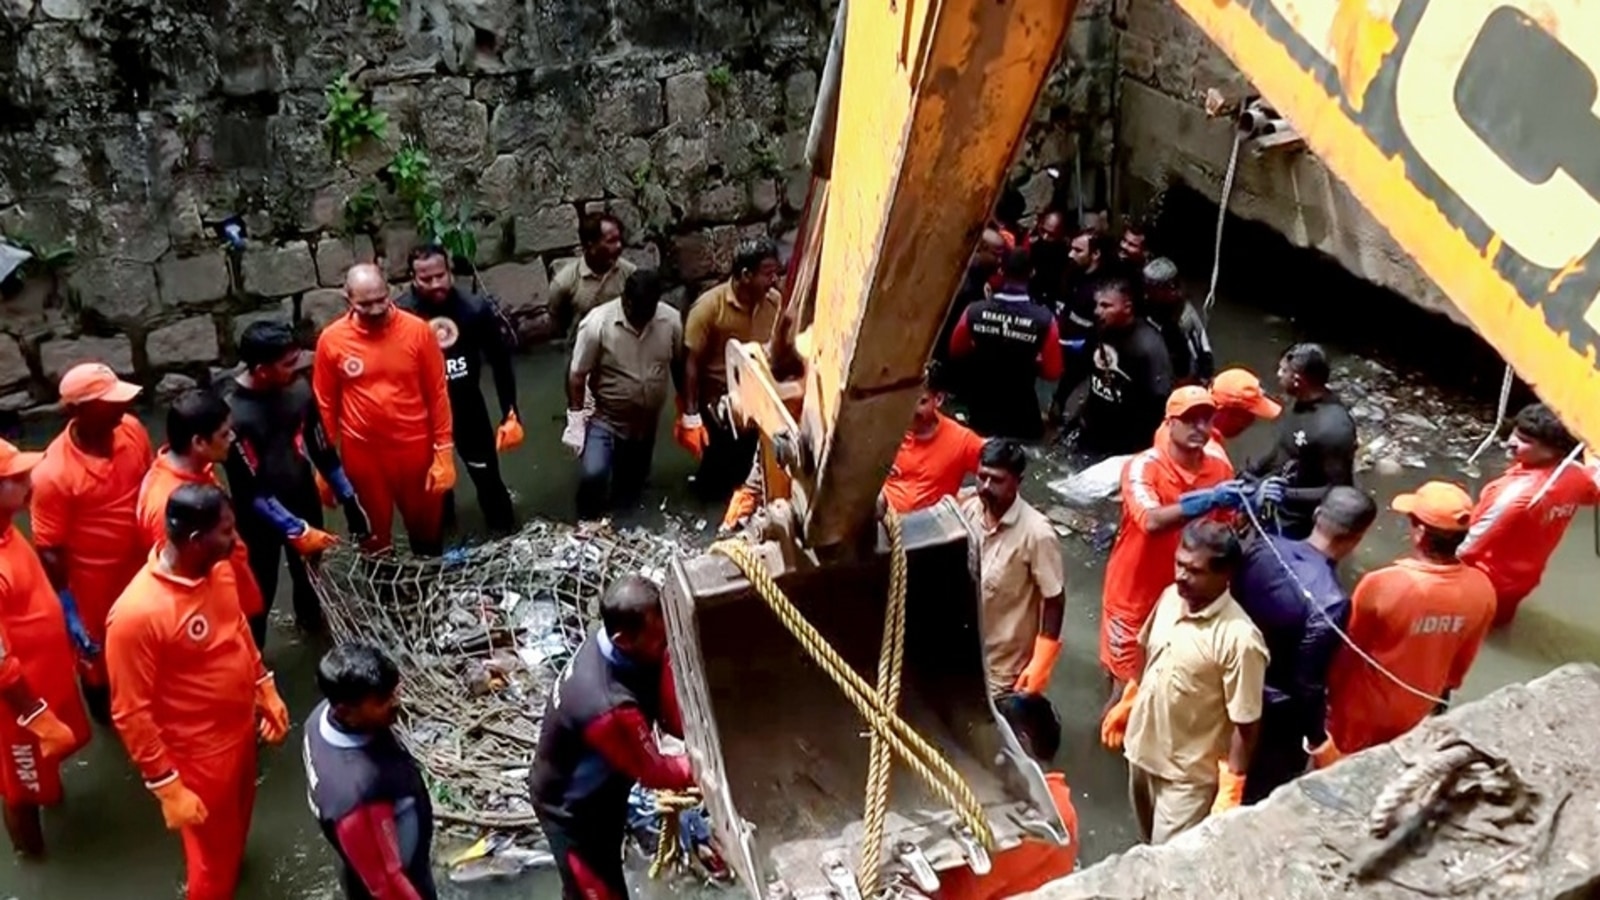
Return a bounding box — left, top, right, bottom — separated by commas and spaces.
255, 674, 290, 745
720, 485, 761, 532
675, 414, 710, 459
424, 444, 457, 494
1210, 762, 1246, 815
1013, 635, 1062, 695
287, 525, 339, 556
1306, 737, 1343, 770
496, 411, 525, 453
19, 704, 76, 760
1099, 680, 1139, 749
314, 470, 336, 508
149, 776, 208, 830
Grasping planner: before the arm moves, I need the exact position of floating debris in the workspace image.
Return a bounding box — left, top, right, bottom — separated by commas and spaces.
1333, 359, 1498, 477
313, 519, 697, 861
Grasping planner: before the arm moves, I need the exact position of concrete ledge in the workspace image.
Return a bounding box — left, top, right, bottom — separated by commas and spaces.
1025, 664, 1600, 899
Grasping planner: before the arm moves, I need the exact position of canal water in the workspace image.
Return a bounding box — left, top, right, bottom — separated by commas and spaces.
1, 276, 1597, 898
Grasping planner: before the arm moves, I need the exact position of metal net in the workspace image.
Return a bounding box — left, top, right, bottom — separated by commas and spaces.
311, 519, 689, 850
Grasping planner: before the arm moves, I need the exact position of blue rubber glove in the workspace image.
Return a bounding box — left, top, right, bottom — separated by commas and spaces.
1254, 476, 1288, 508
57, 590, 100, 657
1179, 480, 1247, 518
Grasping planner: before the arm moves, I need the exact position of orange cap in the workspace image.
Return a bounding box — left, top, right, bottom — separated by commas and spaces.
59, 362, 141, 405
1211, 368, 1282, 419
0, 439, 43, 478
1165, 385, 1216, 418
1391, 481, 1474, 531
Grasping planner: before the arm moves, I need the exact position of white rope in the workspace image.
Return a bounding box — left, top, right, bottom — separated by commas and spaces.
1238, 501, 1451, 708
1528, 441, 1588, 507
1202, 131, 1244, 320
1465, 363, 1515, 468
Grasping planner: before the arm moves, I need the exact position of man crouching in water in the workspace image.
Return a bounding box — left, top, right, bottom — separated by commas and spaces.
530, 575, 696, 899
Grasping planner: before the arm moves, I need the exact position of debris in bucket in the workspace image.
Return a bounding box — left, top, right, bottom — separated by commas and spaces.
313, 518, 701, 868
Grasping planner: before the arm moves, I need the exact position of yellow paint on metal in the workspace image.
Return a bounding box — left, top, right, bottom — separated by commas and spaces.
1175, 0, 1600, 450
1329, 0, 1396, 111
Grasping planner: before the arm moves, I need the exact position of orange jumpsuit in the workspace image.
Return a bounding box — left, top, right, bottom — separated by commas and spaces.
28, 415, 154, 686
106, 555, 267, 900
134, 453, 264, 619
0, 525, 91, 805
1326, 558, 1495, 753
1100, 444, 1233, 682
935, 773, 1078, 899
1458, 462, 1600, 626
313, 310, 453, 551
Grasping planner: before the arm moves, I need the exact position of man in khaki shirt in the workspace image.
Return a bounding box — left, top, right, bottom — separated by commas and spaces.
681, 236, 783, 502
958, 439, 1066, 697
548, 212, 638, 339
1118, 519, 1267, 845
564, 269, 683, 520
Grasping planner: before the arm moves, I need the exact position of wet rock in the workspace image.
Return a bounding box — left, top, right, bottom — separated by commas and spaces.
157, 250, 232, 308
39, 335, 136, 381
478, 154, 521, 216
783, 69, 817, 123
70, 259, 160, 324
691, 183, 745, 223
749, 179, 779, 217
0, 336, 30, 390
421, 80, 490, 166
241, 241, 317, 298
1393, 412, 1438, 431
655, 134, 708, 183
672, 226, 737, 282
40, 0, 87, 20
784, 171, 809, 211
478, 261, 550, 343
147, 316, 220, 368
154, 372, 198, 402
313, 238, 368, 288
665, 72, 711, 125
299, 289, 348, 331
381, 225, 419, 282
593, 78, 664, 138
621, 243, 660, 270
513, 207, 579, 256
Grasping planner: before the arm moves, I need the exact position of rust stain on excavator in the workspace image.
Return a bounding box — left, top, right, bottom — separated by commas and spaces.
1174, 0, 1600, 452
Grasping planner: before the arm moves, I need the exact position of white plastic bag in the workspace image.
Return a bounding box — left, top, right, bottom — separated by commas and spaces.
1048, 453, 1133, 508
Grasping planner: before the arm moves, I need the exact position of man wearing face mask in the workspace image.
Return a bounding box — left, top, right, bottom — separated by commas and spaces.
314, 264, 456, 555
564, 269, 686, 521
397, 246, 521, 537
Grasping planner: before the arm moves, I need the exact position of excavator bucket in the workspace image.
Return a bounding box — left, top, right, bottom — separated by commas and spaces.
662, 499, 1068, 899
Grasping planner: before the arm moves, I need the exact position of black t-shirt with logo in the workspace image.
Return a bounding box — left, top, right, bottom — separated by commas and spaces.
396, 288, 518, 419
1077, 319, 1174, 456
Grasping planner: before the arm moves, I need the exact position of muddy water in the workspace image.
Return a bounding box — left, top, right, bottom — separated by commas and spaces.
1, 289, 1597, 898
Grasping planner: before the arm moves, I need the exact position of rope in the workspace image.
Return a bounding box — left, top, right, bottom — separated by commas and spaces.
647, 790, 703, 880
1465, 364, 1515, 468
858, 509, 909, 897
1527, 441, 1587, 507
1238, 501, 1450, 707
709, 531, 996, 881
1202, 130, 1244, 319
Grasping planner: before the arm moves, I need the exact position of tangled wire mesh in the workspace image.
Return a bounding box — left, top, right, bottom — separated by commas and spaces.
310, 519, 690, 850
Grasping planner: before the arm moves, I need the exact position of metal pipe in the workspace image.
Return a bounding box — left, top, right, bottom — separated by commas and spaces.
806, 0, 846, 178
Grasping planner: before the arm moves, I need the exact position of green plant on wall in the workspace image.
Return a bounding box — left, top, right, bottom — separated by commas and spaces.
365, 0, 401, 25
342, 185, 381, 235
323, 74, 388, 160
707, 65, 732, 90
387, 144, 476, 265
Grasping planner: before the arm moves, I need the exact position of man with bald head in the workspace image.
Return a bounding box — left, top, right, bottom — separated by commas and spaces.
313, 263, 456, 555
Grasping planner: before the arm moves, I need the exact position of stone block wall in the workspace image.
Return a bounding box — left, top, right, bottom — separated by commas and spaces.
0, 0, 1115, 413
1109, 0, 1458, 322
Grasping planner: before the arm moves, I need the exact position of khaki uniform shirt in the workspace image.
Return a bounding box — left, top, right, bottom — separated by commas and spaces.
550, 255, 638, 338
571, 299, 682, 439
1124, 586, 1269, 784
683, 280, 781, 407
960, 493, 1066, 695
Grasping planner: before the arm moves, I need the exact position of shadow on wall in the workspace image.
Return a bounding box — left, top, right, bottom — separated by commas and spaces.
1153, 185, 1530, 407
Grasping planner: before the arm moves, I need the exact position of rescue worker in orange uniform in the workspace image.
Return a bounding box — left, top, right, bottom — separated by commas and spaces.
1098, 387, 1250, 700
136, 389, 273, 645
315, 263, 456, 555
29, 362, 154, 723
1458, 403, 1600, 627
107, 483, 290, 900
882, 366, 986, 515
933, 692, 1077, 899
0, 439, 91, 856
1324, 482, 1495, 758
1152, 367, 1282, 463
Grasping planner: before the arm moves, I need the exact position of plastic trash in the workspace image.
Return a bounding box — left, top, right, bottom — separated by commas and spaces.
1048, 454, 1133, 508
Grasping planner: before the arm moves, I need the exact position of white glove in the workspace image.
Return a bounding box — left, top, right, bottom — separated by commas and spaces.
562, 410, 587, 457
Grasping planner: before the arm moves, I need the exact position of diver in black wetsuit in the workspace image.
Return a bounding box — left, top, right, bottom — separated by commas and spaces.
396, 245, 521, 537
1246, 343, 1358, 539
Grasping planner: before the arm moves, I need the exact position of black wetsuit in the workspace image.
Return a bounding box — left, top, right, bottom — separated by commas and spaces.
222, 374, 354, 640
397, 287, 519, 535
1073, 319, 1173, 457
1247, 392, 1358, 539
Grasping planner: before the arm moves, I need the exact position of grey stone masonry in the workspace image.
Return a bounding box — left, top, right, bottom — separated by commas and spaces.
514, 207, 580, 256
157, 250, 233, 307
0, 336, 30, 390
146, 316, 221, 368
39, 335, 136, 382
242, 242, 318, 298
